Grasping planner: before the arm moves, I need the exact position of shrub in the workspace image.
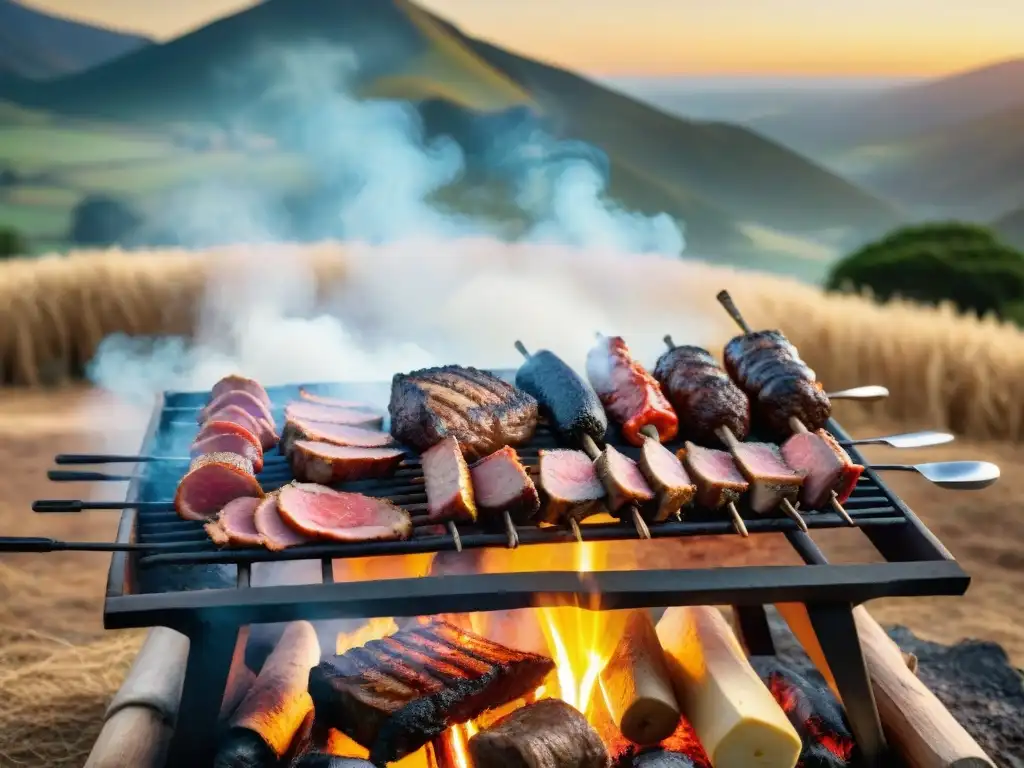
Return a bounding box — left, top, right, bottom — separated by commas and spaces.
0, 227, 28, 258
68, 195, 143, 247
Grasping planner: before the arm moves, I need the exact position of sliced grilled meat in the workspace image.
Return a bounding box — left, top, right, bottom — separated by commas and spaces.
586, 336, 678, 446
515, 349, 608, 448
678, 443, 748, 509
253, 493, 312, 551
201, 389, 277, 431
469, 698, 609, 768
205, 497, 263, 547
308, 619, 555, 764
421, 436, 478, 524
191, 432, 264, 474
208, 404, 278, 451
290, 441, 405, 484
729, 441, 804, 515
281, 418, 395, 458
277, 483, 412, 543
469, 446, 540, 525
781, 430, 864, 509
594, 444, 655, 517
299, 388, 380, 413
537, 449, 608, 523
638, 439, 696, 521
174, 452, 264, 522
389, 365, 539, 461
653, 345, 750, 446
283, 401, 383, 430
194, 419, 263, 453
819, 430, 863, 504
211, 374, 272, 409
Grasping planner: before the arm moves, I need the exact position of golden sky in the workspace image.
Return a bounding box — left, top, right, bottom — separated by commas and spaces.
22, 0, 1024, 76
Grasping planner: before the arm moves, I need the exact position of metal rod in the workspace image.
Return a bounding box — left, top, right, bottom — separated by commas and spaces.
581, 433, 651, 540
716, 290, 753, 334
789, 415, 854, 526
514, 340, 531, 359
447, 521, 463, 553
0, 536, 190, 553
503, 512, 520, 549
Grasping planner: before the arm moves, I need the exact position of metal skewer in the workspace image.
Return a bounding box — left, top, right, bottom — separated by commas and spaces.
788, 416, 856, 526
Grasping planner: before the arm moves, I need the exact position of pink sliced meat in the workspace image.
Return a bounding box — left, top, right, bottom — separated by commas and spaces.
253, 493, 313, 551
638, 438, 695, 521
283, 401, 384, 430
276, 483, 413, 543
820, 430, 864, 504
469, 446, 540, 525
194, 419, 262, 451
280, 417, 395, 457
421, 436, 478, 524
730, 441, 804, 515
537, 449, 607, 524
290, 441, 406, 484
174, 452, 264, 522
205, 497, 263, 547
207, 404, 278, 451
594, 444, 654, 516
780, 430, 847, 509
211, 374, 272, 409
190, 433, 264, 473
298, 388, 381, 413
200, 390, 277, 431
678, 442, 748, 510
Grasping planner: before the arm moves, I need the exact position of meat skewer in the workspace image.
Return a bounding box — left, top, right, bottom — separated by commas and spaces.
677, 441, 750, 537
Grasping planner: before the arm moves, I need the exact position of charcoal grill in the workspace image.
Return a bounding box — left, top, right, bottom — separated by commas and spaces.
48, 371, 969, 767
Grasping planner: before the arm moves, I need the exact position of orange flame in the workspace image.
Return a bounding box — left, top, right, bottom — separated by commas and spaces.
336, 616, 399, 654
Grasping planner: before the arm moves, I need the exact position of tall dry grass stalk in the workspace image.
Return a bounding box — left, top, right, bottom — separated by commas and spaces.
1, 243, 1021, 442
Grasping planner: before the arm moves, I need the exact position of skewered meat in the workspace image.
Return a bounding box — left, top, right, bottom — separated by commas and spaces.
469, 446, 541, 525
729, 441, 805, 515
205, 497, 263, 547
253, 493, 312, 551
537, 449, 608, 523
422, 436, 478, 524
194, 419, 263, 452
638, 439, 696, 521
200, 389, 277, 430
469, 698, 610, 768
290, 441, 405, 484
308, 619, 555, 764
723, 330, 830, 436
653, 345, 750, 446
277, 483, 412, 543
212, 374, 272, 409
515, 349, 609, 448
208, 404, 279, 451
595, 444, 655, 516
389, 365, 539, 461
174, 452, 264, 522
586, 336, 678, 447
283, 401, 384, 430
677, 443, 748, 509
281, 418, 395, 458
780, 430, 863, 508
191, 432, 264, 474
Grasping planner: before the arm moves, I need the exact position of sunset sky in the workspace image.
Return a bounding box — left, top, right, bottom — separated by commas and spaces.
23, 0, 1024, 76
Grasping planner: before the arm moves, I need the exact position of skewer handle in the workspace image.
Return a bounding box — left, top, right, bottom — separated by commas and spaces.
788, 416, 810, 435
55, 454, 173, 465
714, 425, 742, 451
580, 434, 601, 461
48, 470, 135, 483
725, 503, 749, 538
513, 340, 531, 360
639, 425, 661, 442
503, 511, 519, 549
0, 537, 152, 553
715, 290, 753, 334
663, 335, 676, 350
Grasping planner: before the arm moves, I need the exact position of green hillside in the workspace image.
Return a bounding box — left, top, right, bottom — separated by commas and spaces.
994, 208, 1024, 250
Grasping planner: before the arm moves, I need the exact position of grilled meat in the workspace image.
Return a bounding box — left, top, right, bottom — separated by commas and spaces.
729, 441, 804, 515
212, 374, 272, 410
253, 493, 312, 551
678, 443, 748, 509
174, 452, 264, 522
422, 436, 478, 524
723, 330, 830, 436
281, 418, 395, 458
780, 430, 863, 508
638, 439, 696, 521
191, 433, 264, 474
195, 419, 263, 453
653, 345, 750, 446
594, 444, 655, 517
201, 389, 277, 430
299, 388, 380, 412
290, 441, 405, 485
515, 349, 608, 448
389, 365, 539, 461
469, 446, 541, 525
586, 336, 678, 446
283, 401, 384, 430
205, 497, 263, 547
277, 483, 412, 543
308, 619, 555, 764
537, 449, 608, 523
208, 404, 279, 451
820, 430, 863, 504
469, 698, 610, 768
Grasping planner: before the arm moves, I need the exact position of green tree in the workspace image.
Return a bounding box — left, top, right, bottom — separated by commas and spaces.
0, 227, 28, 258
826, 222, 1024, 323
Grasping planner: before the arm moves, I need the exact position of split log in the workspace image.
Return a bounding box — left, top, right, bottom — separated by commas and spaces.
776, 603, 995, 768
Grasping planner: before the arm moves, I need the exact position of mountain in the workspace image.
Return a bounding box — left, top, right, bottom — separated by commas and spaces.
0, 0, 151, 79
994, 209, 1024, 250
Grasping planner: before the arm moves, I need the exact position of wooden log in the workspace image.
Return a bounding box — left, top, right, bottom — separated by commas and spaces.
776, 603, 996, 768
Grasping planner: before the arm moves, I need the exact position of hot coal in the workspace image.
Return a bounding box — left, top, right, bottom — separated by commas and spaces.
610, 719, 710, 768
537, 448, 607, 523
308, 619, 555, 764
293, 756, 375, 768
290, 441, 405, 484
615, 750, 700, 767
515, 348, 609, 448
422, 435, 478, 524
469, 445, 540, 525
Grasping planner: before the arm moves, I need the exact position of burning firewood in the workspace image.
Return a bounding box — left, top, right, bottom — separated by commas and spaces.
214, 621, 321, 768
468, 698, 611, 768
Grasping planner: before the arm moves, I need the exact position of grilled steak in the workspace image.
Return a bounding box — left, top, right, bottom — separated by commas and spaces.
291, 441, 405, 485
191, 432, 264, 474
388, 365, 539, 461
284, 401, 384, 430
422, 436, 478, 524
277, 483, 412, 543
729, 441, 805, 515
515, 349, 608, 448
281, 418, 395, 458
174, 452, 264, 522
208, 404, 279, 451
653, 345, 750, 446
253, 493, 312, 551
469, 446, 540, 525
537, 449, 607, 523
308, 619, 555, 764
205, 497, 263, 547
469, 698, 610, 768
211, 374, 272, 409
594, 444, 655, 517
678, 443, 748, 509
638, 438, 696, 521
781, 430, 863, 508
201, 389, 277, 430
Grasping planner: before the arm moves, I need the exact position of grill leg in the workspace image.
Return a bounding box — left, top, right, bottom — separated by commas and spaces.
166, 623, 244, 767
732, 605, 776, 656
806, 602, 892, 768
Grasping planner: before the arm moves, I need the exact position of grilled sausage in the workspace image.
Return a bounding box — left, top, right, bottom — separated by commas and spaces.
653, 345, 750, 446
515, 349, 608, 448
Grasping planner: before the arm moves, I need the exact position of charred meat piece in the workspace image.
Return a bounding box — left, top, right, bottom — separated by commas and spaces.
208, 404, 279, 451
421, 436, 478, 524
205, 496, 263, 547
211, 374, 272, 409
586, 335, 678, 447
253, 493, 313, 551
191, 432, 264, 474
515, 349, 608, 448
781, 429, 864, 508
678, 443, 748, 509
595, 444, 655, 517
277, 483, 412, 543
281, 418, 395, 458
389, 365, 539, 461
729, 441, 804, 515
308, 619, 555, 764
200, 389, 277, 431
469, 698, 610, 768
175, 452, 264, 522
290, 441, 405, 484
653, 345, 750, 446
639, 439, 696, 521
537, 449, 608, 523
469, 446, 540, 525
283, 401, 384, 430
